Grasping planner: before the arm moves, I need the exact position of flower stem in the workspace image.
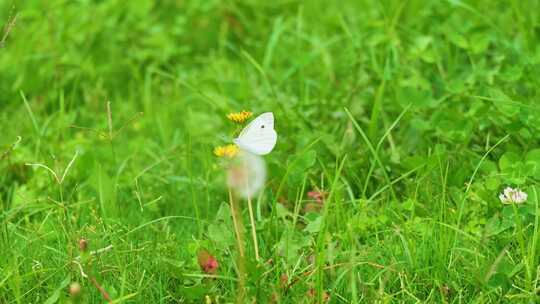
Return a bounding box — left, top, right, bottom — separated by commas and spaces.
228, 188, 245, 257
228, 188, 246, 303
246, 193, 260, 261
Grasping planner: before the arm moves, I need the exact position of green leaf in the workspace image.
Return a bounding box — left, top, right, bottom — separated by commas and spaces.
208, 223, 234, 249
499, 152, 520, 171
500, 65, 523, 82
485, 177, 500, 191
490, 89, 519, 116
304, 216, 322, 234
484, 215, 502, 237
44, 276, 70, 304
401, 199, 415, 211
215, 203, 232, 224
448, 32, 468, 49
276, 203, 292, 218
479, 159, 497, 175
525, 149, 540, 178
44, 290, 61, 304
397, 87, 433, 108
278, 232, 311, 264
470, 33, 491, 54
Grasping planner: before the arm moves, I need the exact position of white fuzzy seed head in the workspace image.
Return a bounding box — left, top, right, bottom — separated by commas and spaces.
227, 151, 266, 199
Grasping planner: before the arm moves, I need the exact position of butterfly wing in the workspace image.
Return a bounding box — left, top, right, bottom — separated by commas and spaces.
234, 112, 277, 155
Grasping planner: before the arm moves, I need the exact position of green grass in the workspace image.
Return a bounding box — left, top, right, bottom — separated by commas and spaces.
1, 0, 540, 303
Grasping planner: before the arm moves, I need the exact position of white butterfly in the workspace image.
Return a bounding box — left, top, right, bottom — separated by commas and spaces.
233, 112, 277, 155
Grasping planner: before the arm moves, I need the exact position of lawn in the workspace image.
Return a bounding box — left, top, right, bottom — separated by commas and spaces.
1, 0, 540, 303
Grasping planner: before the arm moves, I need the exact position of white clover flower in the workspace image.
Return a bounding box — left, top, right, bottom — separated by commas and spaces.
499, 187, 527, 204
227, 151, 266, 199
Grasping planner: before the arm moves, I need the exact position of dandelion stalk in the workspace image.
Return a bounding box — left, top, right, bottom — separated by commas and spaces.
228, 188, 245, 258
225, 151, 266, 262
228, 187, 247, 303
246, 179, 260, 261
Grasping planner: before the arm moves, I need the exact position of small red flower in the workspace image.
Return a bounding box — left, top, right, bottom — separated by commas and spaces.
198, 249, 219, 274
307, 190, 327, 204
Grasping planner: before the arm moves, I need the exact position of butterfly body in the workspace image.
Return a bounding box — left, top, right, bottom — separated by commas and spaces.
233, 112, 277, 155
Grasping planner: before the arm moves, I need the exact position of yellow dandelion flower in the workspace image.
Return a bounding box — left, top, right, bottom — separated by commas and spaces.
213, 144, 239, 158
227, 110, 253, 124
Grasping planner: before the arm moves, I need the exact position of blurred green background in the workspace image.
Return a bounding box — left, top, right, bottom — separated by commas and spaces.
1, 0, 540, 303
